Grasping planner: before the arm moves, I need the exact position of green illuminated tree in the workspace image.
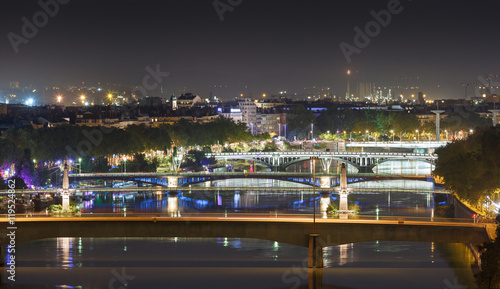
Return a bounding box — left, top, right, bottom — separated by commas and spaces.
434, 126, 500, 204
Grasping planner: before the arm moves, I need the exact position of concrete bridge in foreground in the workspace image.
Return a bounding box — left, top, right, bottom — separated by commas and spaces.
1, 216, 491, 269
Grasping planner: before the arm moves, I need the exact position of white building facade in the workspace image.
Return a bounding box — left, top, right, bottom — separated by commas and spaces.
238, 98, 257, 135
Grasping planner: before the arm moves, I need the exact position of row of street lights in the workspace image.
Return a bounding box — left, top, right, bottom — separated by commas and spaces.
322, 129, 475, 142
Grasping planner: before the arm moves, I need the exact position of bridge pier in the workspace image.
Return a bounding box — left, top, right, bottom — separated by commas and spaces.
308, 268, 323, 289
61, 161, 71, 211
338, 163, 354, 219
167, 176, 179, 188
319, 177, 330, 189
308, 233, 323, 268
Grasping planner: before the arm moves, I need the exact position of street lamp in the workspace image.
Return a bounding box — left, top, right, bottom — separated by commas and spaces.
310, 157, 318, 234
123, 156, 127, 173
349, 132, 353, 141
444, 130, 448, 141
78, 157, 82, 174
390, 130, 394, 142
415, 130, 419, 142
365, 130, 369, 141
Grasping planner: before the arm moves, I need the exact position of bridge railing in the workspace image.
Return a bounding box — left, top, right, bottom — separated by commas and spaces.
209, 151, 435, 156
66, 172, 432, 179
2, 212, 493, 224
208, 152, 437, 160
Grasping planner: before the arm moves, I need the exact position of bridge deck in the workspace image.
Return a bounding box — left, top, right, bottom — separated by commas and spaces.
68, 172, 431, 178
1, 215, 489, 247
1, 214, 481, 224
2, 187, 451, 194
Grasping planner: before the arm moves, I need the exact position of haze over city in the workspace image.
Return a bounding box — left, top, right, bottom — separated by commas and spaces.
1, 0, 500, 102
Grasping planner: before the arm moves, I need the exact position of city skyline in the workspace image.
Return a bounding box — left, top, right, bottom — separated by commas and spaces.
1, 0, 500, 101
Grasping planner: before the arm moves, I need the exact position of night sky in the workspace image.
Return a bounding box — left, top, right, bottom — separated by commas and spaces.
1, 0, 500, 100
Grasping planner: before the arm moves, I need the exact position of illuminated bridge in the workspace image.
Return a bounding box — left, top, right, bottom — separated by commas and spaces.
69, 172, 434, 189
206, 151, 436, 173
1, 215, 491, 269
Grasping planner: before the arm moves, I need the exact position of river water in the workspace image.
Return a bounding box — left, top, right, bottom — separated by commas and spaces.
2, 237, 477, 289
1, 161, 479, 289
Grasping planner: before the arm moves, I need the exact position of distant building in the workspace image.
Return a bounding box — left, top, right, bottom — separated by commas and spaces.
219, 107, 242, 123
76, 111, 101, 126
176, 93, 202, 109
434, 99, 472, 108
170, 95, 178, 110
256, 112, 281, 136
0, 104, 7, 115
140, 96, 163, 107
357, 82, 373, 100
255, 100, 285, 109
417, 92, 425, 105
238, 98, 257, 135
416, 113, 444, 125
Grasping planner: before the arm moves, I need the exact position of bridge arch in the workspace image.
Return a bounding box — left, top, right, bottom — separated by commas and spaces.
208, 152, 436, 174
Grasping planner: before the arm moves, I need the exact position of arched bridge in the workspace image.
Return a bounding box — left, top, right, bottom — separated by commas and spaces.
69, 172, 434, 189
206, 151, 436, 173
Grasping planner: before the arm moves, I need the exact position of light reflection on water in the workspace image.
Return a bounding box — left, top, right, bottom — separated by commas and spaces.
56, 238, 74, 269
6, 237, 477, 289
75, 160, 440, 216
80, 179, 439, 219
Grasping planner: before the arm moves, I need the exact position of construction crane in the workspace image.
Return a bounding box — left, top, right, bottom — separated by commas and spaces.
461, 82, 481, 99
485, 74, 500, 92
462, 74, 500, 99
485, 74, 500, 80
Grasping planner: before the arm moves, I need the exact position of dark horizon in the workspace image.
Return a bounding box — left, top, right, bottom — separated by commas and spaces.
1, 0, 500, 101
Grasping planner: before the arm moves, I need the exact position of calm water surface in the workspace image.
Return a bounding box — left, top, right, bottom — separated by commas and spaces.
2, 237, 477, 289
